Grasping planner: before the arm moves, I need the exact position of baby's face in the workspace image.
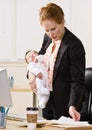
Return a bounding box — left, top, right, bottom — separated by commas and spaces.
26, 51, 38, 63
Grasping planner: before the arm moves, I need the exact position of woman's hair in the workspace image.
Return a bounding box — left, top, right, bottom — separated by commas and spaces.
39, 3, 64, 25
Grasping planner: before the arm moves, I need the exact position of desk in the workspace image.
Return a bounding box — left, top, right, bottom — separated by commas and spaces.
1, 120, 62, 130
1, 120, 92, 130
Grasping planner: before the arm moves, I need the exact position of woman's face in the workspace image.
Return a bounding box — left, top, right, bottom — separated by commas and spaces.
42, 19, 64, 41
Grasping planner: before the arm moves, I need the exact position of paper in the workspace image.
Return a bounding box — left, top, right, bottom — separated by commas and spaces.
18, 116, 90, 127
47, 116, 90, 127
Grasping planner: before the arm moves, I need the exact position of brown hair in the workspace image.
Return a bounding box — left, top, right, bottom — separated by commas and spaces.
39, 3, 64, 25
25, 50, 38, 63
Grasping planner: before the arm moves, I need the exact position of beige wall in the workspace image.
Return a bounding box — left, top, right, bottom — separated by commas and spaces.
1, 0, 92, 88
0, 61, 28, 88
10, 91, 33, 115
71, 0, 92, 67
0, 0, 92, 88
0, 0, 92, 116
0, 61, 34, 116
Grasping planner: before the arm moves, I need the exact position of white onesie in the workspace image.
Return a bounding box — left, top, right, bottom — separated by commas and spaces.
27, 55, 50, 108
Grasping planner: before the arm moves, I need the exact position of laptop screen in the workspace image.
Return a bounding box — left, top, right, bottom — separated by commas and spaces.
0, 69, 12, 107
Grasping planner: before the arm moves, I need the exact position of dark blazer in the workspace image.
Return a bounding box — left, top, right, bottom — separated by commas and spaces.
39, 27, 86, 119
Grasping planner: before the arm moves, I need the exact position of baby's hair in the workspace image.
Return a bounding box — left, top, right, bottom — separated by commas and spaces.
25, 50, 38, 63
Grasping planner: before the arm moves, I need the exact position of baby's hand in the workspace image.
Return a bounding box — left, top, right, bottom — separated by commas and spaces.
37, 72, 43, 79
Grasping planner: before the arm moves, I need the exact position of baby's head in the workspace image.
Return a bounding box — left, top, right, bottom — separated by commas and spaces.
25, 50, 38, 63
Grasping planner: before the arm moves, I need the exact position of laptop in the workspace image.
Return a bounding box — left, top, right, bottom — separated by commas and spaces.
0, 69, 12, 107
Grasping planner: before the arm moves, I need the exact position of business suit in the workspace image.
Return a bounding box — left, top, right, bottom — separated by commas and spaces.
39, 27, 85, 119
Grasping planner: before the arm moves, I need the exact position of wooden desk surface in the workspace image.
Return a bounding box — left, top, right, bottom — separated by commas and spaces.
3, 120, 62, 130
2, 120, 92, 130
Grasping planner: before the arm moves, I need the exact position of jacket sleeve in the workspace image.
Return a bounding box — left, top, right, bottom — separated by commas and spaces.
39, 33, 52, 54
68, 37, 86, 110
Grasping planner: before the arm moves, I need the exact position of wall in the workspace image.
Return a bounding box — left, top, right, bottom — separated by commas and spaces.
10, 91, 33, 115
0, 0, 92, 116
71, 0, 92, 67
0, 0, 71, 88
0, 61, 28, 88
0, 0, 70, 61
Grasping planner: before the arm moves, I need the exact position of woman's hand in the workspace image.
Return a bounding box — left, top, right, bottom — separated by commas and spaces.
69, 106, 81, 121
28, 72, 37, 93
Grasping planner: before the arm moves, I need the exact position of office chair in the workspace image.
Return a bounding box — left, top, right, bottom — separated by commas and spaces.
80, 67, 92, 124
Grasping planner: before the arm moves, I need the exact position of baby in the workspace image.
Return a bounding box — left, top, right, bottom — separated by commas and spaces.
25, 50, 50, 108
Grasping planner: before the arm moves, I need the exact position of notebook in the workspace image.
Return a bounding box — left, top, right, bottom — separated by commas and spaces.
0, 69, 12, 107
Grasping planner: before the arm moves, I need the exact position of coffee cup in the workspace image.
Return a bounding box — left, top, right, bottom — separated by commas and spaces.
26, 107, 38, 130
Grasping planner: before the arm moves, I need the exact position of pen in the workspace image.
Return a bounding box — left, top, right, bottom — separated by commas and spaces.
5, 107, 9, 115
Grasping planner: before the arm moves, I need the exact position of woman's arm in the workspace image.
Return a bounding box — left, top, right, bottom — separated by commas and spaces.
28, 71, 37, 93
39, 33, 52, 54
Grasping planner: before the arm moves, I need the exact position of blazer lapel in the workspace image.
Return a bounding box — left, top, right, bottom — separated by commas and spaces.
53, 40, 68, 81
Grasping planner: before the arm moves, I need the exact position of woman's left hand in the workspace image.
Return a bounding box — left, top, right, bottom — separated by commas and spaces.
28, 72, 37, 94
69, 106, 81, 121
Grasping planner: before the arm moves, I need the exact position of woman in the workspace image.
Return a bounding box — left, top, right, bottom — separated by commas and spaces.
29, 3, 85, 121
